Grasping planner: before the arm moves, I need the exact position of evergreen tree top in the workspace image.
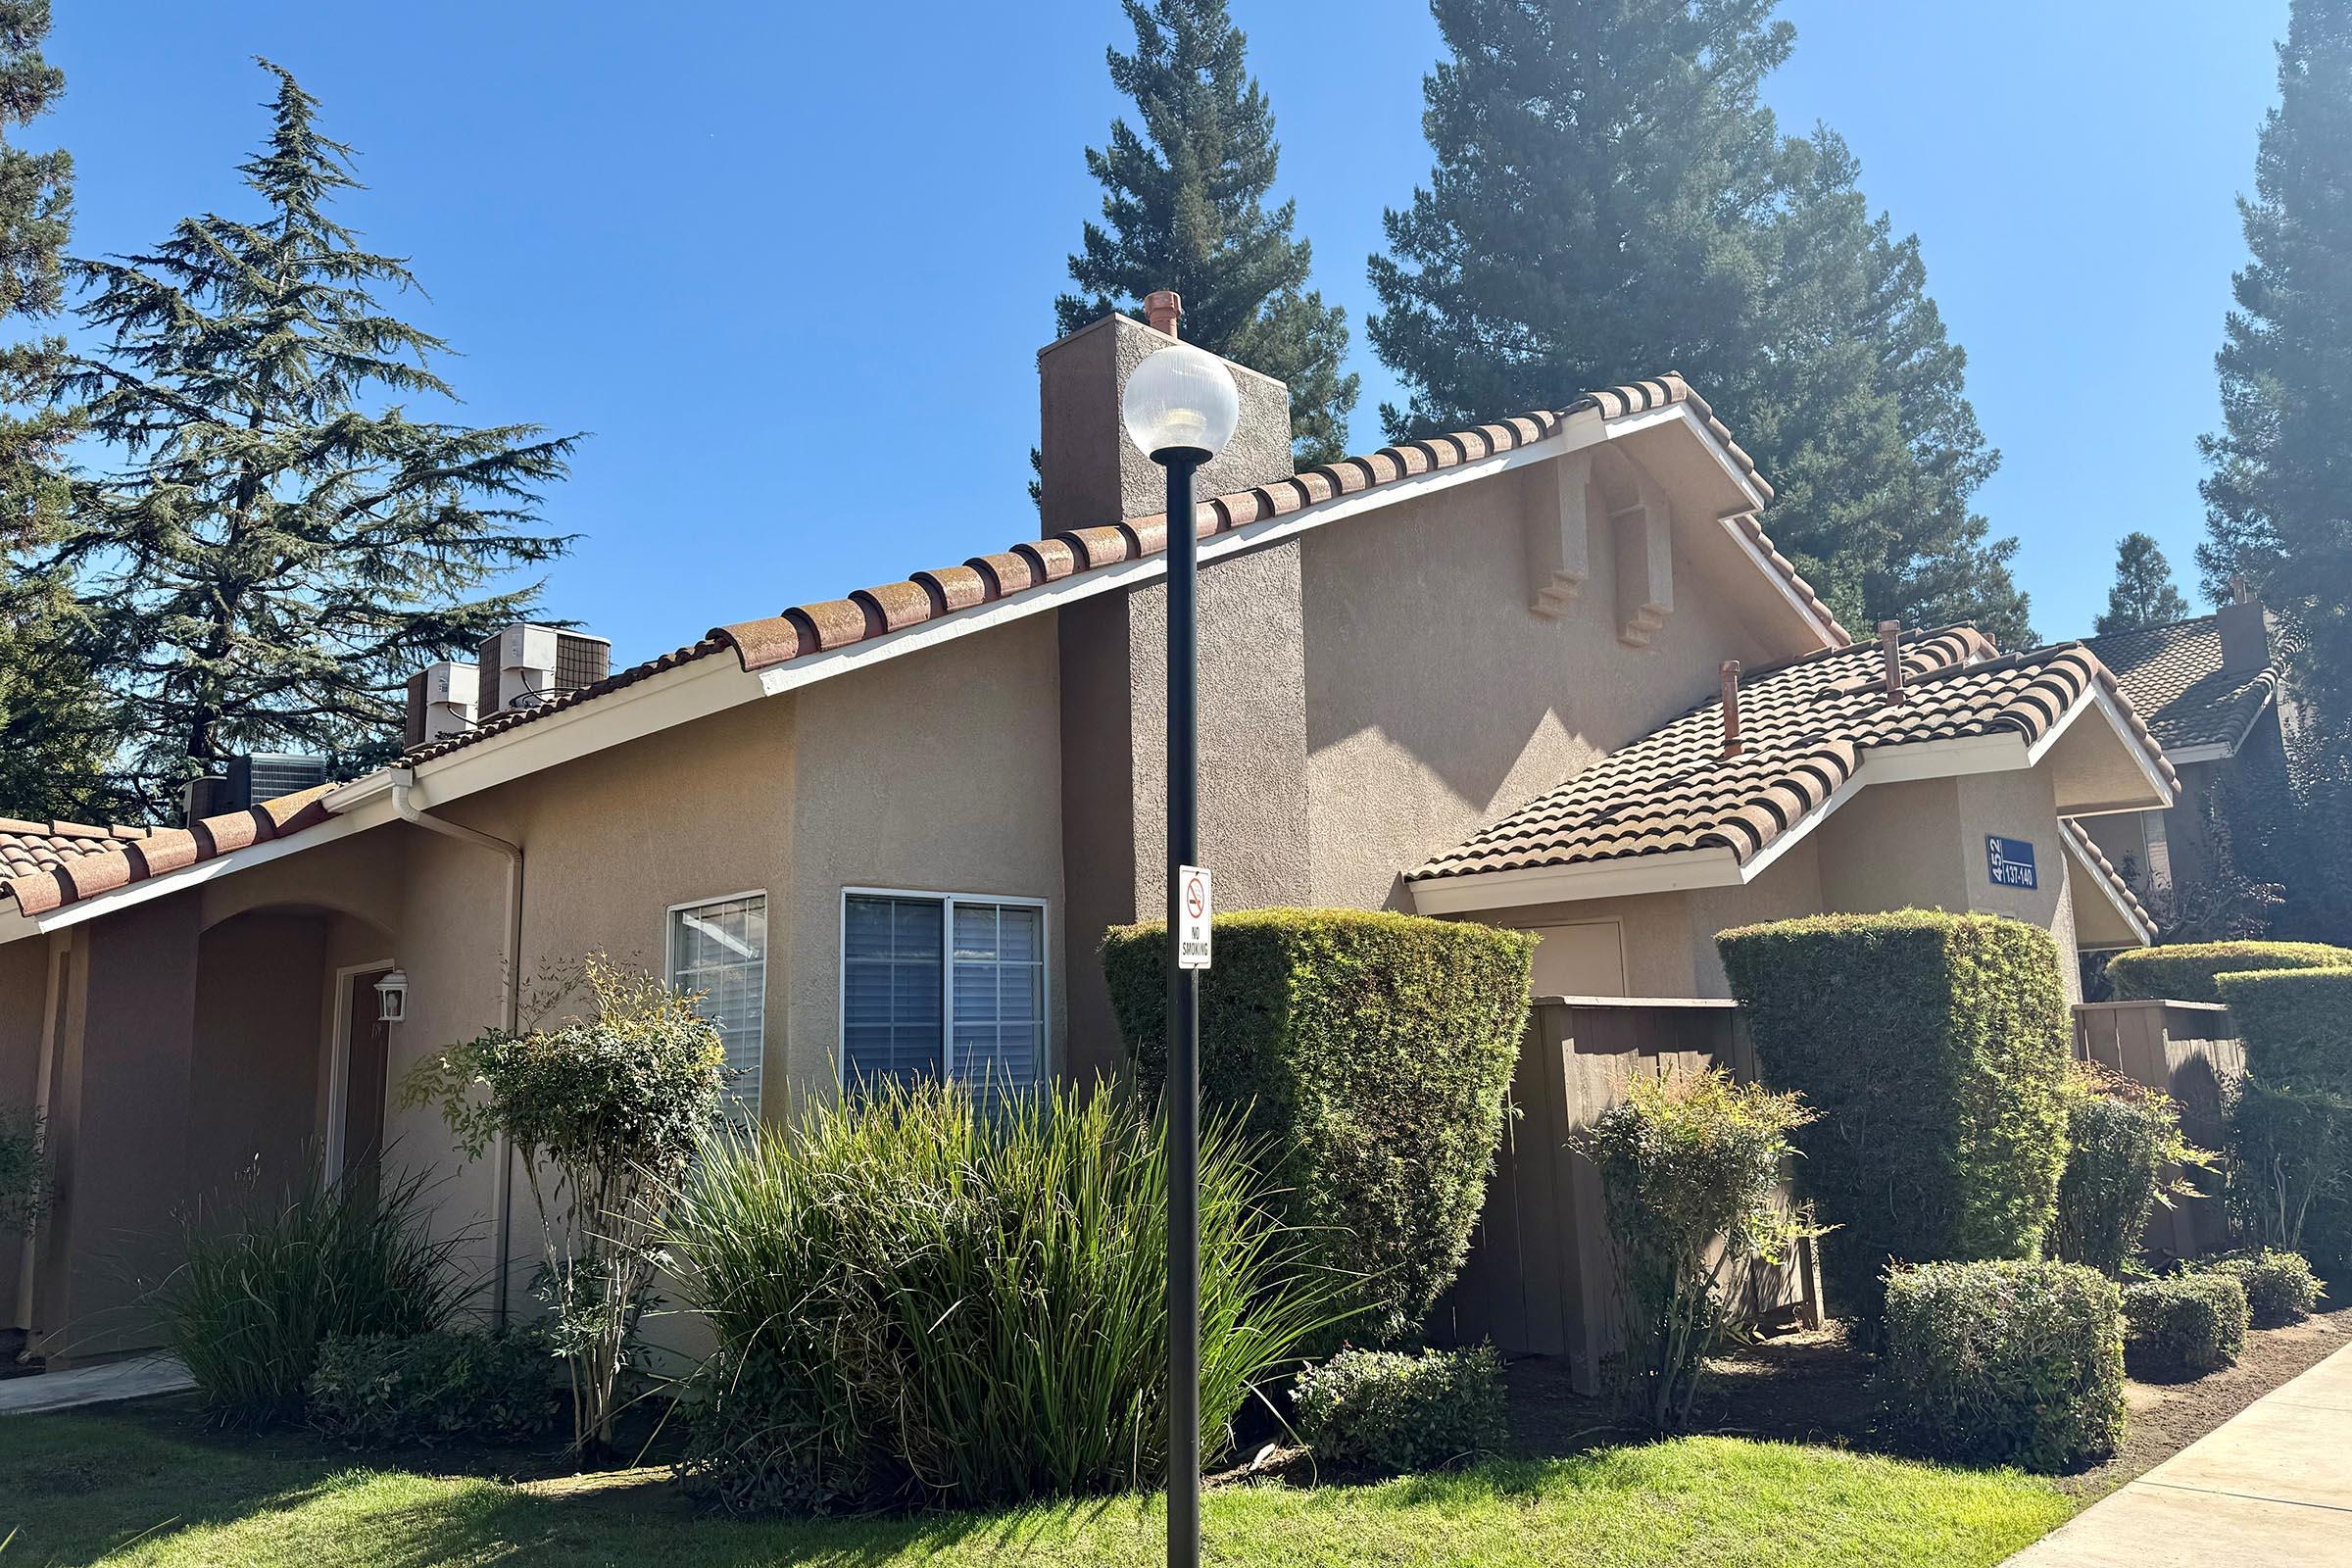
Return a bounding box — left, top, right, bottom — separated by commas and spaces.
2094, 532, 2191, 636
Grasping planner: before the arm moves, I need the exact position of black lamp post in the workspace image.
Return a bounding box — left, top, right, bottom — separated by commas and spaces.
1120, 306, 1240, 1568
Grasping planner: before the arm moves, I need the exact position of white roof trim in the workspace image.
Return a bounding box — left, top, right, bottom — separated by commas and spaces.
1717, 510, 1844, 650
2063, 826, 2157, 949
2163, 741, 2236, 766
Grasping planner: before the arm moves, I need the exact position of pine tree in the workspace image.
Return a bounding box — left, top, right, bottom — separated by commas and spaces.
1057, 0, 1357, 464
1369, 0, 2033, 646
40, 62, 576, 815
2199, 0, 2352, 748
0, 0, 118, 821
2094, 532, 2191, 634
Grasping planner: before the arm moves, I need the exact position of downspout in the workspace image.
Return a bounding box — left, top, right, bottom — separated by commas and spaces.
389, 769, 523, 1327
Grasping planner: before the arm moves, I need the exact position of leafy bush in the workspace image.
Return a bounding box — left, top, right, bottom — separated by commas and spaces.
308, 1331, 561, 1446
1102, 906, 1532, 1345
1717, 910, 2073, 1325
0, 1103, 47, 1236
2105, 941, 2352, 1003
2199, 1249, 2324, 1327
2216, 966, 2352, 1087
2051, 1068, 2210, 1277
407, 954, 725, 1454
665, 1079, 1334, 1514
1291, 1345, 1508, 1476
1881, 1258, 2126, 1473
1579, 1070, 1815, 1429
152, 1164, 472, 1427
2123, 1274, 2249, 1376
2227, 1078, 2352, 1267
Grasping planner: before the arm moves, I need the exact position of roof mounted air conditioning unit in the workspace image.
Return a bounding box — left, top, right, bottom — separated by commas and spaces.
404, 661, 479, 748
475, 624, 612, 720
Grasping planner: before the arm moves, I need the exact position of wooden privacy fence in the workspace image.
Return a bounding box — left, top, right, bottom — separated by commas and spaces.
2074, 999, 2245, 1260
1438, 996, 1817, 1395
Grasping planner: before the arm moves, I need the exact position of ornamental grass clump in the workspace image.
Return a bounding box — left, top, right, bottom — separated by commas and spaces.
152, 1163, 471, 1428
1580, 1069, 1816, 1430
664, 1078, 1335, 1515
406, 954, 725, 1456
2050, 1066, 2212, 1277
1882, 1258, 2125, 1473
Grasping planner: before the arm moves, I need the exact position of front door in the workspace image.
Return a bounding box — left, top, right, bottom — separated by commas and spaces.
340, 969, 392, 1192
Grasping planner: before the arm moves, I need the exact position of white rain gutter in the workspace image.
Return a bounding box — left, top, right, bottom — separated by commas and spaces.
388, 770, 522, 1327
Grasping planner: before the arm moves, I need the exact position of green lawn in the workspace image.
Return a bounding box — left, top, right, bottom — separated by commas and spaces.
1, 1404, 2076, 1568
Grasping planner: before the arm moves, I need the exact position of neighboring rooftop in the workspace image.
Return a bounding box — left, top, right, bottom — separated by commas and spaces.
1410, 627, 2175, 886
2082, 612, 2279, 757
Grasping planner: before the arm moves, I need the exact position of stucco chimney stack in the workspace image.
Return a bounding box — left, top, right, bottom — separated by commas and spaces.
1880, 619, 1909, 705
1720, 661, 1744, 758
2218, 576, 2273, 676
1144, 289, 1183, 338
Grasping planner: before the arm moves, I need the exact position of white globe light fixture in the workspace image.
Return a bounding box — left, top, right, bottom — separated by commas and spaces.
1121, 341, 1241, 462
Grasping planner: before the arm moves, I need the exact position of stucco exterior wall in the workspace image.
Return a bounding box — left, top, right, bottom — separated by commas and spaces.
1298, 461, 1782, 914
190, 912, 328, 1205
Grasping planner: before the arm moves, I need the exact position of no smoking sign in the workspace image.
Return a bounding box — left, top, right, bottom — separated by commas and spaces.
1177, 864, 1213, 969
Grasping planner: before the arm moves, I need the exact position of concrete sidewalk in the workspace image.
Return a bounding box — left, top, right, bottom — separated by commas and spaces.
2005, 1340, 2352, 1565
0, 1356, 193, 1415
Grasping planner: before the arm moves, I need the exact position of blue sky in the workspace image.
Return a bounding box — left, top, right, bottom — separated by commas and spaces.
48, 2, 2286, 662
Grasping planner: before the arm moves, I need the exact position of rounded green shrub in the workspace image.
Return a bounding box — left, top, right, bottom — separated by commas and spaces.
2124, 1274, 2249, 1376
1881, 1258, 2125, 1473
308, 1331, 561, 1446
2051, 1069, 2206, 1278
2106, 941, 2352, 1004
1102, 906, 1533, 1345
665, 1079, 1335, 1514
2215, 966, 2352, 1088
2200, 1249, 2324, 1326
1291, 1344, 1509, 1477
1718, 910, 2073, 1325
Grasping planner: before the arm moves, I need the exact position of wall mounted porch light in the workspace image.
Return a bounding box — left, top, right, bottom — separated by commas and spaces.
1119, 290, 1238, 1568
374, 969, 410, 1024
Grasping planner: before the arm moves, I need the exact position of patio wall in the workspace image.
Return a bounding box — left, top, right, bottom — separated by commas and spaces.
1437, 996, 1816, 1394
2074, 999, 2244, 1260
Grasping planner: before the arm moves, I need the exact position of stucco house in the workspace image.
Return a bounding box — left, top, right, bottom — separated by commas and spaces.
0, 303, 2174, 1357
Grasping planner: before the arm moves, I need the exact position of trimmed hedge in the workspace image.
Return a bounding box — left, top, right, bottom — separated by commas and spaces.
307, 1331, 561, 1446
2199, 1249, 2324, 1327
2123, 1274, 2248, 1376
2215, 966, 2352, 1088
1102, 907, 1534, 1344
1291, 1344, 1509, 1476
1718, 910, 2073, 1324
1882, 1259, 2126, 1472
2106, 941, 2352, 1004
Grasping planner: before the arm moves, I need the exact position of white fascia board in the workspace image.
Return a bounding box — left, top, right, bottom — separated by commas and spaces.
1856, 731, 2029, 782
1718, 511, 1843, 652
2062, 829, 2157, 947
2163, 741, 2236, 766
1407, 846, 1745, 915
0, 797, 402, 942
2025, 684, 2177, 811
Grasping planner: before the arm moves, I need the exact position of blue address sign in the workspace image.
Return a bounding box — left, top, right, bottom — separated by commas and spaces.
1986, 834, 2037, 890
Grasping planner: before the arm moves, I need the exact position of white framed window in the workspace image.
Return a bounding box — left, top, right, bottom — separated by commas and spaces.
841, 888, 1048, 1089
667, 891, 768, 1111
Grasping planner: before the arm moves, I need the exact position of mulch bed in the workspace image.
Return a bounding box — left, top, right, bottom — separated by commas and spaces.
1502, 1302, 2350, 1495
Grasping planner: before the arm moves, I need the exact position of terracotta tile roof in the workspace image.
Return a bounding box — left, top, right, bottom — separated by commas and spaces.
1409, 628, 2177, 884
2082, 614, 2278, 755
2064, 816, 2156, 936
399, 374, 1845, 766
0, 785, 337, 916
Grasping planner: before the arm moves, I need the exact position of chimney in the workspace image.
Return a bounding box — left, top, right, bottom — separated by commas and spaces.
1035, 294, 1298, 534
1720, 661, 1743, 759
1144, 289, 1182, 337
1880, 620, 1909, 705
2218, 576, 2272, 676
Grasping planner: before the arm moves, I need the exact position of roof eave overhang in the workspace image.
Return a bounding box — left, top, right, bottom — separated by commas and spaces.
2063, 830, 2158, 950
1405, 680, 2174, 919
